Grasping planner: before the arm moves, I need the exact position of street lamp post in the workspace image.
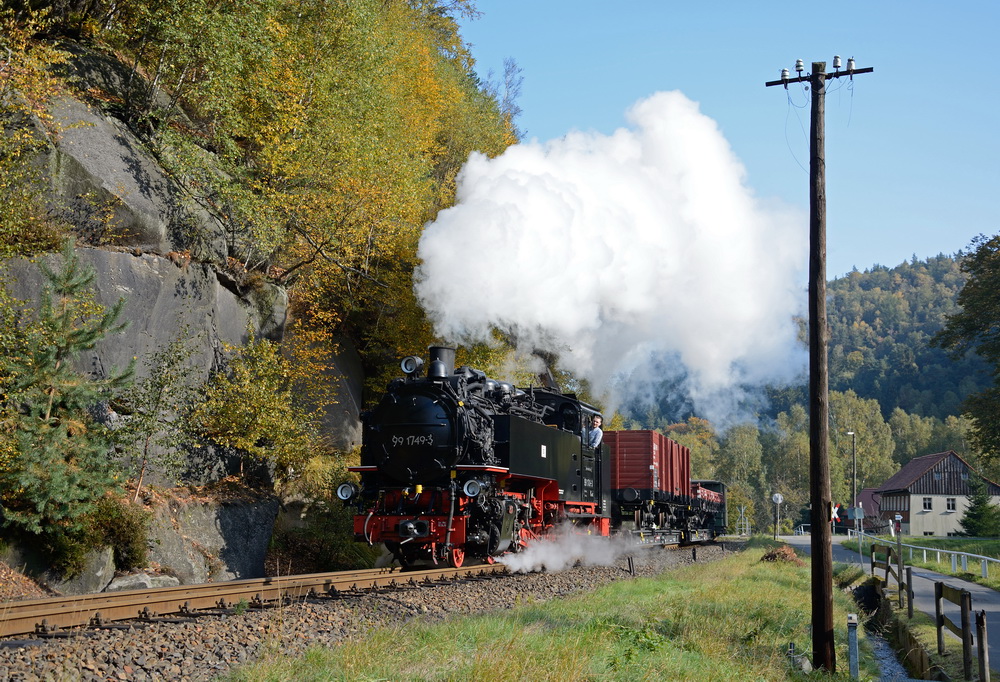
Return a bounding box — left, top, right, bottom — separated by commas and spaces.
847, 431, 857, 537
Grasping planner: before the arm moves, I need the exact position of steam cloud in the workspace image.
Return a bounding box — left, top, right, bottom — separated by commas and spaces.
499, 525, 636, 574
415, 91, 807, 424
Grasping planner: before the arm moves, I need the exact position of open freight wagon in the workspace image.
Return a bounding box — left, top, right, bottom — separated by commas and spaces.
604, 430, 725, 543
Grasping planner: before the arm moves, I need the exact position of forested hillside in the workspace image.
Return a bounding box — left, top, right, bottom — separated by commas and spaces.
828, 255, 988, 420
2, 0, 517, 381
0, 0, 520, 572
627, 253, 988, 533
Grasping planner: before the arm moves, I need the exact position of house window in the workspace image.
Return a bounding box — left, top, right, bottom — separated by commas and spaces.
947, 498, 956, 511
962, 472, 969, 480
923, 497, 932, 511
924, 531, 935, 536
934, 472, 942, 481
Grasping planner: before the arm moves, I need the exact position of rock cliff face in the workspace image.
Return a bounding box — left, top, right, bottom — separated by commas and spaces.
0, 494, 279, 595
0, 45, 364, 588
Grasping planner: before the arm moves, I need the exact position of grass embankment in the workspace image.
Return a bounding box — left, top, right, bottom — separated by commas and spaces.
846, 535, 1000, 590
228, 539, 878, 681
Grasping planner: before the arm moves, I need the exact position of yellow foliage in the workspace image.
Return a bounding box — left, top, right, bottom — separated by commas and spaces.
0, 7, 70, 256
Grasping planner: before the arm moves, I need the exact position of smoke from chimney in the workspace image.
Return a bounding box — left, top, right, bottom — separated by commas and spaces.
415, 91, 807, 425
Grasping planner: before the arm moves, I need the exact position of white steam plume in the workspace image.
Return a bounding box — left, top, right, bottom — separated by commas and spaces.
415, 91, 807, 424
499, 525, 636, 574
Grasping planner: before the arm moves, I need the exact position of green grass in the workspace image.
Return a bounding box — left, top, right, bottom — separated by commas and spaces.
226, 539, 880, 681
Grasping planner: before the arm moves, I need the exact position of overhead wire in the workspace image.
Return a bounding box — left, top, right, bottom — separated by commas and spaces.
784, 83, 810, 174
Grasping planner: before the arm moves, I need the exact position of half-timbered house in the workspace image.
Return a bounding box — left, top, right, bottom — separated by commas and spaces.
873, 451, 1000, 536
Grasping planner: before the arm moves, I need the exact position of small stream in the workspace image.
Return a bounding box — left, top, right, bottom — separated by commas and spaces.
868, 629, 917, 681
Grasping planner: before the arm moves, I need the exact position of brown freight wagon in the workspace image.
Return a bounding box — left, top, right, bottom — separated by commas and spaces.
604, 429, 691, 503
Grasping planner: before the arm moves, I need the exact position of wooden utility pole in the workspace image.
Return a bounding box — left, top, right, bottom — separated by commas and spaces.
766, 58, 873, 673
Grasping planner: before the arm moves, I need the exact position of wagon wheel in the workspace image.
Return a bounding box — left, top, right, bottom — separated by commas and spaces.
447, 547, 465, 568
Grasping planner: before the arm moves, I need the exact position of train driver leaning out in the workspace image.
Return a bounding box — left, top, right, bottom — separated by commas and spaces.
588, 415, 603, 448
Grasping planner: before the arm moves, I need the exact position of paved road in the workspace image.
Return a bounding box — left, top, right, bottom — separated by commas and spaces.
783, 534, 1000, 668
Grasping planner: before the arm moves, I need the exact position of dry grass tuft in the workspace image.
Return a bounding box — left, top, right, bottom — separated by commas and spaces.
759, 545, 805, 566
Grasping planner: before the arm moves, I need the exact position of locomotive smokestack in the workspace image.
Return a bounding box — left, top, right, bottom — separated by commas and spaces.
427, 346, 456, 378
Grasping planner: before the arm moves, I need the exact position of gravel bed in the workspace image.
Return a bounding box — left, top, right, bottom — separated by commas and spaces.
0, 544, 733, 681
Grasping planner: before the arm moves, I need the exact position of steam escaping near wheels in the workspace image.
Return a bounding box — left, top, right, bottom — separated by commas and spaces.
416, 90, 807, 427
499, 525, 637, 574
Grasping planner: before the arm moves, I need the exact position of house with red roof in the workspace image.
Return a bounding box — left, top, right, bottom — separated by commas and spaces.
870, 451, 1000, 537
854, 487, 888, 533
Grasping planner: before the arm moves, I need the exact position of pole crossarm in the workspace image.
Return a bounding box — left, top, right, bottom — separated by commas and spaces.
765, 66, 873, 87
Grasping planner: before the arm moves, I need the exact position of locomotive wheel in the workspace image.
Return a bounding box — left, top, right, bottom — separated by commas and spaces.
447, 547, 465, 568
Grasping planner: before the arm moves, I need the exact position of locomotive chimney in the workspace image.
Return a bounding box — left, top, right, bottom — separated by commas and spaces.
427, 346, 456, 378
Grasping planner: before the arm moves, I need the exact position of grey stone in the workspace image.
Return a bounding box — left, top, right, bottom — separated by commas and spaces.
42, 96, 227, 262
105, 572, 181, 592
287, 331, 364, 452
41, 547, 115, 596
2, 248, 288, 487
148, 574, 181, 589
146, 495, 279, 584
105, 573, 153, 592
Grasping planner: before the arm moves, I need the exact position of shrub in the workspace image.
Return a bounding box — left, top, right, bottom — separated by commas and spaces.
89, 496, 152, 570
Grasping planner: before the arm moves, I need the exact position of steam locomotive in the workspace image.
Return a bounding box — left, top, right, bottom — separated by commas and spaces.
337, 347, 726, 568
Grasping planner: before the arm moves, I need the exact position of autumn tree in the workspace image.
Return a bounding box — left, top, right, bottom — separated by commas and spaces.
888, 407, 935, 467
717, 423, 770, 532
830, 389, 895, 495
0, 7, 67, 257
665, 417, 718, 480
114, 332, 200, 502
767, 404, 811, 513
189, 333, 322, 483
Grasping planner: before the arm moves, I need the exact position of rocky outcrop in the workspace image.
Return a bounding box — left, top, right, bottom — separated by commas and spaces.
146, 492, 280, 584
37, 43, 229, 262
44, 96, 228, 262
0, 494, 278, 594
2, 247, 287, 486
0, 42, 366, 593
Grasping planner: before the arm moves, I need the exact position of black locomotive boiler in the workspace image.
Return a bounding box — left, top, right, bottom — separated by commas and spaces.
337, 346, 725, 568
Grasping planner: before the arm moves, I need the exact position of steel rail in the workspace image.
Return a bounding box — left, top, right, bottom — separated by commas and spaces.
1, 563, 507, 638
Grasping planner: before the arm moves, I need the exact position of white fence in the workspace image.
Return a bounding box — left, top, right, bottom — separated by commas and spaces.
851, 529, 1000, 579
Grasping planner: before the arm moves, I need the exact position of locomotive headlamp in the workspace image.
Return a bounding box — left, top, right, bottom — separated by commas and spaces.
336, 482, 359, 501
462, 479, 483, 498
400, 356, 423, 375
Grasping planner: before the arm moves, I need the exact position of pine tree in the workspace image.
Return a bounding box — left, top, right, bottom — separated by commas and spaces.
0, 242, 133, 536
958, 474, 1000, 537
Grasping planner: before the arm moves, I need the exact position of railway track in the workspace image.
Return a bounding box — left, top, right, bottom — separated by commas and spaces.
0, 563, 507, 639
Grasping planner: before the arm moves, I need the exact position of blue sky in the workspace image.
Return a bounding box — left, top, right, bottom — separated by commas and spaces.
458, 2, 999, 280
